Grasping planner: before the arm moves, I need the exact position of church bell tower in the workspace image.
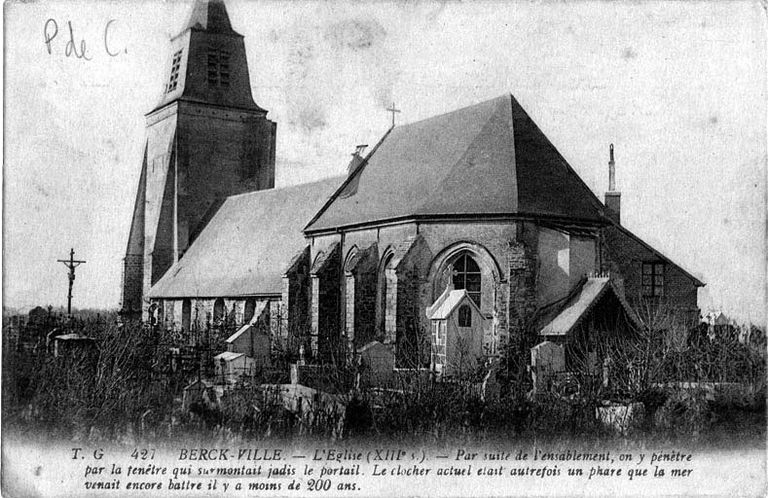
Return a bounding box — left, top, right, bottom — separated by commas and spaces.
121, 0, 276, 317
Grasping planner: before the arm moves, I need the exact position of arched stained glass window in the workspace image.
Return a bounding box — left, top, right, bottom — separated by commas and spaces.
452, 253, 481, 307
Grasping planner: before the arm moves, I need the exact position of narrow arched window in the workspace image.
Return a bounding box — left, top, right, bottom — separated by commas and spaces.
458, 304, 472, 327
378, 253, 394, 335
182, 299, 191, 331
213, 298, 225, 324
452, 253, 482, 307
244, 298, 256, 323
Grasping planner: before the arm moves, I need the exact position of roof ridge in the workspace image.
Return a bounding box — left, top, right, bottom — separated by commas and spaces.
224, 175, 344, 202
393, 94, 509, 130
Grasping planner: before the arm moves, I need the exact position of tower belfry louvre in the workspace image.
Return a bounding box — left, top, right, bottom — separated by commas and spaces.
121, 0, 276, 316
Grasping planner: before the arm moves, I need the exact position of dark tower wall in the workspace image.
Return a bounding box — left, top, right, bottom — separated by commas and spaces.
121, 0, 276, 317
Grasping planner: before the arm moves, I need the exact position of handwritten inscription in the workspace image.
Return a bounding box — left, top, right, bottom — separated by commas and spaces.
44, 18, 126, 60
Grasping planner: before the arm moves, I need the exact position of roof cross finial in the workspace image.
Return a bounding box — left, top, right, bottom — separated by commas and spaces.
386, 102, 401, 127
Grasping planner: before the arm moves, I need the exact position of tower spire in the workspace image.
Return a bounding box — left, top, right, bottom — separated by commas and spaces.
182, 0, 235, 35
151, 0, 264, 114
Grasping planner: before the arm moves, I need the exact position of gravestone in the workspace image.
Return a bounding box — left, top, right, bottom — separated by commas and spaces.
530, 341, 565, 393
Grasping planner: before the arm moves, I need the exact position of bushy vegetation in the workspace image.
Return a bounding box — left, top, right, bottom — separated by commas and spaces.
3, 303, 765, 447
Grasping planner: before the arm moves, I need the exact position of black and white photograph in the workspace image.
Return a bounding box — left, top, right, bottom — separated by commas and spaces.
2, 1, 766, 496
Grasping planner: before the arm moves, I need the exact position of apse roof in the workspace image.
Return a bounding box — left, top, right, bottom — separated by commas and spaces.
305, 94, 607, 233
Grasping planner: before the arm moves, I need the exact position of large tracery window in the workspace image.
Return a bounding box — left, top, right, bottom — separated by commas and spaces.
452, 253, 482, 307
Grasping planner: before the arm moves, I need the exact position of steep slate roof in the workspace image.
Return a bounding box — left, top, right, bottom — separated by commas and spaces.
427, 288, 483, 321
538, 277, 641, 336
149, 177, 344, 298
305, 94, 606, 233
605, 221, 705, 287
214, 351, 244, 362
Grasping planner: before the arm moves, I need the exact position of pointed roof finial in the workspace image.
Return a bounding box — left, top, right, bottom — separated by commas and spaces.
183, 0, 235, 34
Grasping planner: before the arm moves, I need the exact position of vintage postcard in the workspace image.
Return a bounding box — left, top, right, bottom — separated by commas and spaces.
2, 1, 766, 496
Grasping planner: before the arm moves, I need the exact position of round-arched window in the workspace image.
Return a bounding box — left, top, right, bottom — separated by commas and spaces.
378, 253, 395, 335
181, 299, 192, 331
452, 253, 481, 307
244, 298, 256, 323
213, 298, 225, 324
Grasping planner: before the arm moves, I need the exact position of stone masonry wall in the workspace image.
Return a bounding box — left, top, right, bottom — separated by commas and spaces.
507, 222, 539, 345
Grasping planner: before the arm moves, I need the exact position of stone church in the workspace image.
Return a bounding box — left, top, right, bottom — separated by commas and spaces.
122, 0, 703, 373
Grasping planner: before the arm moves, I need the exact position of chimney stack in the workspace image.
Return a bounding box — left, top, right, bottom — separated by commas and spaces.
347, 144, 368, 175
604, 143, 621, 224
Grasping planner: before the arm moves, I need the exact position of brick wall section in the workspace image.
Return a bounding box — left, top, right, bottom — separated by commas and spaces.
507, 222, 539, 343
431, 322, 446, 374
602, 224, 700, 324
490, 280, 509, 355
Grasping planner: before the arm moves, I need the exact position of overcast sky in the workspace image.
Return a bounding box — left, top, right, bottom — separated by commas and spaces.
4, 1, 766, 324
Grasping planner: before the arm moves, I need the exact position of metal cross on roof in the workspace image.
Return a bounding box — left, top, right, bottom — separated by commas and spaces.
386, 102, 401, 127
